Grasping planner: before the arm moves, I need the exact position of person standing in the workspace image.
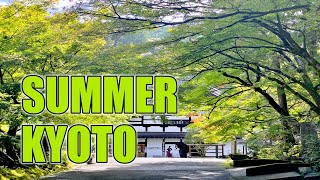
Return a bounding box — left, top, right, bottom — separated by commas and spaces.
166, 146, 172, 157
172, 145, 180, 158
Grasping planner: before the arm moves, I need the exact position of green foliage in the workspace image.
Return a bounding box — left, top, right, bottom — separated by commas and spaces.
257, 141, 288, 160
0, 135, 19, 151
0, 2, 121, 171
287, 145, 302, 160
86, 0, 320, 122
184, 126, 205, 144
0, 152, 72, 180
0, 83, 20, 101
0, 2, 107, 81
303, 136, 320, 171
223, 158, 233, 169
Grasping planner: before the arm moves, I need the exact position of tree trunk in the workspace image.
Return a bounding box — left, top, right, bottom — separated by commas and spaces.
7, 125, 18, 136
5, 125, 20, 161
273, 59, 296, 146
0, 68, 4, 85
0, 151, 16, 167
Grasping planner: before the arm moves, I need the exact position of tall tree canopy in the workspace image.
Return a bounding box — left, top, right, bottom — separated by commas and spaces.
77, 0, 320, 153
0, 1, 115, 166
79, 0, 320, 116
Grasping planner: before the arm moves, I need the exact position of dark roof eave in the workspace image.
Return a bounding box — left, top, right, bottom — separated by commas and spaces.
137, 132, 187, 138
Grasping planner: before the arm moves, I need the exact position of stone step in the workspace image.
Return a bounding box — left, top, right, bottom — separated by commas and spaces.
233, 160, 290, 167
235, 172, 301, 180
229, 169, 301, 180
246, 163, 309, 176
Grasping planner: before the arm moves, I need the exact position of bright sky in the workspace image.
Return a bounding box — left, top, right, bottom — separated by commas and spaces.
0, 0, 184, 22
53, 0, 82, 8
0, 0, 81, 8
0, 0, 11, 6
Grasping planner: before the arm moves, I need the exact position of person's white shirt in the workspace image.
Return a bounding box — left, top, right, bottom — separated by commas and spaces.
172, 146, 180, 158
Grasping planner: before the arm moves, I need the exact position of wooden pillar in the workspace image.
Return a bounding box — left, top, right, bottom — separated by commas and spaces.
215, 145, 219, 158
145, 138, 148, 157
243, 145, 245, 155
233, 138, 237, 154
245, 143, 248, 155
162, 138, 165, 157
222, 145, 224, 157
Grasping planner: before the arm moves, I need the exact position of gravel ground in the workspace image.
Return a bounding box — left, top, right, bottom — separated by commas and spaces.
42, 158, 231, 180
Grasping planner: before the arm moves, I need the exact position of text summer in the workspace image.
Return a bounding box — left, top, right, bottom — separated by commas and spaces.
21, 75, 177, 115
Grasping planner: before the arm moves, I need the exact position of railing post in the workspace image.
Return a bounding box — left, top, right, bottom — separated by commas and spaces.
215, 145, 218, 158
222, 145, 224, 157
243, 146, 245, 155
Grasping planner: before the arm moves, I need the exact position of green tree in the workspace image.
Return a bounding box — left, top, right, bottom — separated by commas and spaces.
74, 1, 320, 166
82, 0, 320, 110
0, 1, 109, 167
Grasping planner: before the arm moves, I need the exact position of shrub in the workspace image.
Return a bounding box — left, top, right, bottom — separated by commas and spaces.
257, 141, 288, 160
302, 136, 320, 171
0, 152, 73, 179
287, 145, 302, 160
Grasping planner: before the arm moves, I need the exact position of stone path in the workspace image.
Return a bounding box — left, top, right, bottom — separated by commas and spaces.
43, 158, 231, 180
228, 167, 302, 180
